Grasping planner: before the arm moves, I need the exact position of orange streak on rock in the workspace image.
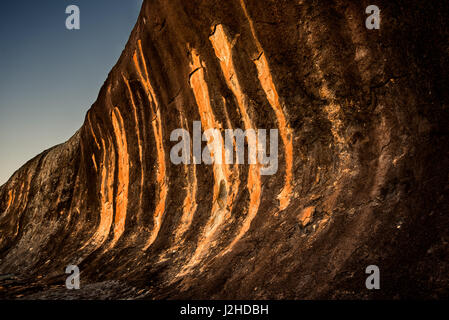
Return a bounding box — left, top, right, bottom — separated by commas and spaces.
254, 53, 293, 210
123, 75, 145, 205
174, 116, 198, 244
13, 176, 32, 237
87, 112, 101, 150
137, 40, 152, 96
99, 136, 115, 245
91, 154, 98, 172
133, 40, 168, 251
110, 107, 129, 246
83, 134, 115, 250
5, 190, 14, 212
240, 0, 293, 210
178, 49, 234, 273
10, 183, 24, 237
298, 206, 315, 226
210, 25, 261, 256
320, 86, 346, 145
190, 50, 231, 196
221, 97, 241, 209
144, 106, 168, 250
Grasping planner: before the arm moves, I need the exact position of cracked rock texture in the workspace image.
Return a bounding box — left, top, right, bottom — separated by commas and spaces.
0, 0, 448, 299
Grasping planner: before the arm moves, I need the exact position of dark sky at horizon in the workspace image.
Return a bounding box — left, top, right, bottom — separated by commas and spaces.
0, 0, 142, 185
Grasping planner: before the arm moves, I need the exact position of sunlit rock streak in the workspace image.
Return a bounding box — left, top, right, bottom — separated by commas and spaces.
173, 115, 198, 245
209, 24, 261, 257
91, 154, 98, 172
133, 39, 168, 251
12, 178, 31, 240
87, 111, 101, 151
123, 76, 144, 184
110, 107, 129, 246
177, 49, 234, 274
5, 190, 14, 213
239, 0, 293, 210
220, 96, 241, 216
122, 74, 145, 232
81, 133, 115, 250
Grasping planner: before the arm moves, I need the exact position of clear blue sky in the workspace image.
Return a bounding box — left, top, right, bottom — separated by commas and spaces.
0, 0, 142, 185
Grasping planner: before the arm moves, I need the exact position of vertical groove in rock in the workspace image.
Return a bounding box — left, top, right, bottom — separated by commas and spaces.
209, 24, 262, 256
122, 75, 145, 217
133, 39, 169, 251
173, 114, 198, 246
239, 0, 293, 210
110, 107, 129, 246
179, 48, 233, 273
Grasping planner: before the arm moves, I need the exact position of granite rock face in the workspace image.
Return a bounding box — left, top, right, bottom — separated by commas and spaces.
0, 0, 448, 299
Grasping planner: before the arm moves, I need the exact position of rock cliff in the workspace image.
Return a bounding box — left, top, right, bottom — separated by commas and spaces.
1, 0, 448, 299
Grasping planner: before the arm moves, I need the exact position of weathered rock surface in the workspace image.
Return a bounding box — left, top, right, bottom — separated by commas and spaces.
1, 0, 448, 299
